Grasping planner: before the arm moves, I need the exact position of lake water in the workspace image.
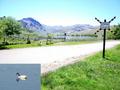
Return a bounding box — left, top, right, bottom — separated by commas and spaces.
54, 36, 95, 40
0, 64, 40, 90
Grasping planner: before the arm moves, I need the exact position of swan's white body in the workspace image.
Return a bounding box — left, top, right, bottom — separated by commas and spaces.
16, 73, 27, 82
18, 75, 27, 80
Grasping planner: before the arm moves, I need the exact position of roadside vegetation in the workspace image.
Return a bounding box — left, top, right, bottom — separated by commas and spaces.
0, 40, 100, 49
106, 25, 120, 40
42, 44, 120, 90
54, 40, 99, 46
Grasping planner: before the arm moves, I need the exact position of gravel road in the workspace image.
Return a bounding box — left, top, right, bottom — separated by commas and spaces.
0, 40, 120, 74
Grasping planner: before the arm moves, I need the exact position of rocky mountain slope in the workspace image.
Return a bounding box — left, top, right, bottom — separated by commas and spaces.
19, 17, 96, 34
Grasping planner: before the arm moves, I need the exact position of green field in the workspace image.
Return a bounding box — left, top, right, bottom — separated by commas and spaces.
42, 44, 120, 90
0, 40, 99, 49
54, 40, 99, 46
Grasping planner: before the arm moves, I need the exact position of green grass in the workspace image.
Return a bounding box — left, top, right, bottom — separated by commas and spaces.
0, 40, 99, 49
42, 44, 120, 90
54, 40, 99, 46
0, 41, 43, 49
5, 43, 41, 49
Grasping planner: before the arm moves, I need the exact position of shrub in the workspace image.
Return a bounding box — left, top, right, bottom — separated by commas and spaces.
26, 39, 31, 44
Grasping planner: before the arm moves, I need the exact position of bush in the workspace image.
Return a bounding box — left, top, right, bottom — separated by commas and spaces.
2, 41, 9, 45
26, 40, 31, 44
46, 40, 53, 45
112, 24, 120, 39
38, 41, 42, 46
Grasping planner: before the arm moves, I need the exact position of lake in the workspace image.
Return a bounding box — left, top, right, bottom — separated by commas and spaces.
0, 64, 40, 90
53, 35, 96, 40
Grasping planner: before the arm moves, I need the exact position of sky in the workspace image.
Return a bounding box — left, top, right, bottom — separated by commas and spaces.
0, 0, 120, 26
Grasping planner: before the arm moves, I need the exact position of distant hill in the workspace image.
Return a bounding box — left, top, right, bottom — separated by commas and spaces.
18, 17, 45, 32
43, 24, 96, 34
19, 17, 96, 34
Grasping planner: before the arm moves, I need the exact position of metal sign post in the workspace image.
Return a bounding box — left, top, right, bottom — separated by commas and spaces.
64, 32, 67, 42
95, 17, 116, 58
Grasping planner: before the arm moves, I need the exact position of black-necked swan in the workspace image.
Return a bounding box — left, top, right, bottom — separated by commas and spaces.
16, 72, 27, 82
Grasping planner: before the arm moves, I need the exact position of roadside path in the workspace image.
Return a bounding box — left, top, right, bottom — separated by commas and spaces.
0, 40, 120, 74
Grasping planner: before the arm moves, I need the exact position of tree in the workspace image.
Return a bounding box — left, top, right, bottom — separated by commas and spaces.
112, 24, 120, 39
0, 16, 22, 44
46, 33, 54, 45
26, 35, 31, 44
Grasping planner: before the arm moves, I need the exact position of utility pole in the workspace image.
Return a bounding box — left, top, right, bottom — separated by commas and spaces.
95, 17, 116, 58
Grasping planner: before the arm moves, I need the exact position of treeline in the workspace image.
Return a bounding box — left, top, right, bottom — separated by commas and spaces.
107, 24, 120, 39
0, 16, 43, 46
0, 16, 22, 44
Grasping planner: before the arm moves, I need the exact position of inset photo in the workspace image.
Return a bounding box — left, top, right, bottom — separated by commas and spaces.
0, 64, 41, 90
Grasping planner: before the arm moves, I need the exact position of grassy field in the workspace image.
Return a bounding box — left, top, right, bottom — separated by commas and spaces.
54, 40, 99, 46
0, 40, 99, 49
42, 44, 120, 90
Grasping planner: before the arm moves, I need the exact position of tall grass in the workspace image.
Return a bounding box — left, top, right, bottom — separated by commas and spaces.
42, 45, 120, 90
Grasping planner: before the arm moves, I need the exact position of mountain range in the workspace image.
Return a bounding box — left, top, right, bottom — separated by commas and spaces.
19, 17, 96, 34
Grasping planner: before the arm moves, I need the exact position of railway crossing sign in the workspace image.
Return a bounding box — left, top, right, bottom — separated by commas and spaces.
100, 21, 110, 30
95, 16, 116, 58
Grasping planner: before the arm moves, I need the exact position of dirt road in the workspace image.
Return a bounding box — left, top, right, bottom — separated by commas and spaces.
0, 40, 120, 73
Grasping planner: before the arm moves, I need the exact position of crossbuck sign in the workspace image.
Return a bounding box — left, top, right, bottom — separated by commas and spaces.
95, 16, 116, 58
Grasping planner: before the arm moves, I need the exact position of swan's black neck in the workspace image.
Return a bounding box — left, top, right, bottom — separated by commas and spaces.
16, 72, 20, 76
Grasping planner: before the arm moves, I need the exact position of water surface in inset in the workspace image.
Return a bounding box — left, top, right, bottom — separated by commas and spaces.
0, 64, 40, 90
